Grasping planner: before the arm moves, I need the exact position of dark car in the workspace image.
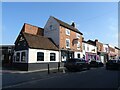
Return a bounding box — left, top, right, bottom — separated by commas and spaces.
64, 58, 90, 71
106, 60, 120, 70
90, 60, 104, 67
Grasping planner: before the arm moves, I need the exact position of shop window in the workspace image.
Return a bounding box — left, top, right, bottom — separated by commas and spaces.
50, 53, 56, 61
37, 52, 44, 61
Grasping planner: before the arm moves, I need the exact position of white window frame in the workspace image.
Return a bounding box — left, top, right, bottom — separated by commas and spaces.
50, 53, 56, 61
66, 28, 70, 36
83, 44, 85, 50
77, 41, 80, 50
21, 51, 26, 62
14, 50, 27, 63
76, 33, 80, 38
15, 52, 21, 62
66, 39, 70, 48
37, 52, 44, 61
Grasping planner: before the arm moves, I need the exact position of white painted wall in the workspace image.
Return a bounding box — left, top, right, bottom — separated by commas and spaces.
82, 42, 97, 54
28, 48, 59, 63
44, 16, 60, 47
101, 56, 104, 63
82, 42, 97, 60
74, 52, 83, 58
103, 44, 109, 53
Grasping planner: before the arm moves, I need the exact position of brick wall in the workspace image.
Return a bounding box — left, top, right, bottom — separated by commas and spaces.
23, 24, 44, 36
59, 26, 82, 52
109, 47, 115, 52
96, 41, 104, 52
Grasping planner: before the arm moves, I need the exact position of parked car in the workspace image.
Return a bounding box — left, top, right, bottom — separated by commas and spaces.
90, 60, 104, 67
106, 60, 120, 70
64, 58, 90, 71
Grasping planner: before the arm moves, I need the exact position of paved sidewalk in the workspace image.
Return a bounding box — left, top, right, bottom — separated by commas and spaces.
1, 67, 65, 73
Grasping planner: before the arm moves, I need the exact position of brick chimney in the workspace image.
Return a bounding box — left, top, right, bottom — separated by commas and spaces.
22, 23, 44, 36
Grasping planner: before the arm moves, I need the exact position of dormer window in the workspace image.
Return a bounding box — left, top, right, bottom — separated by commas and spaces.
66, 29, 70, 36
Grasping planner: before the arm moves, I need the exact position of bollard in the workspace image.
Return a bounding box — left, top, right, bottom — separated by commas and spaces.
48, 63, 50, 74
58, 62, 60, 72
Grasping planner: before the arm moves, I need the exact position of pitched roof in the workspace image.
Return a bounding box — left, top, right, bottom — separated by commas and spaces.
87, 40, 96, 46
82, 40, 87, 43
83, 40, 96, 46
115, 47, 120, 50
52, 16, 83, 35
22, 32, 58, 50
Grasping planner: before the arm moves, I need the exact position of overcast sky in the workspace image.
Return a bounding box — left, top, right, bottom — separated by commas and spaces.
2, 2, 118, 47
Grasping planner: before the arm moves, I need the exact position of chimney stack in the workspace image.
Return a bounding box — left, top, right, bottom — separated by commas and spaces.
82, 37, 84, 41
95, 39, 98, 42
71, 22, 75, 27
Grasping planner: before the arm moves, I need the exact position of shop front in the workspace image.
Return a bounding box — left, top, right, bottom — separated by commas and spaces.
109, 53, 116, 60
97, 52, 109, 64
85, 52, 97, 62
61, 50, 74, 62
